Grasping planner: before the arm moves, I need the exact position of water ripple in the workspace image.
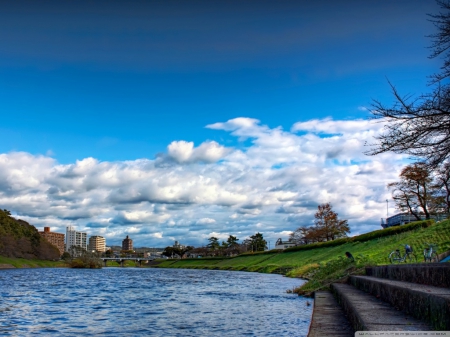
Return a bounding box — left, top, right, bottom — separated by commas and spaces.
0, 268, 312, 336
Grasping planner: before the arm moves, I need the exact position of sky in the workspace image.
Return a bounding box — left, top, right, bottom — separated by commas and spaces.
0, 0, 443, 247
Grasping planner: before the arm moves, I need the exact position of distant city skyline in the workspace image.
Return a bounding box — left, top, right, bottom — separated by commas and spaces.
0, 0, 441, 246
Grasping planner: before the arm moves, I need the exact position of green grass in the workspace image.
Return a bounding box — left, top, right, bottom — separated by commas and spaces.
154, 258, 224, 269
0, 256, 66, 268
150, 219, 450, 293
104, 260, 146, 267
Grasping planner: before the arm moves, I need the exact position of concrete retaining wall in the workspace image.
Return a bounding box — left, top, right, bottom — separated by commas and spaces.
365, 264, 450, 288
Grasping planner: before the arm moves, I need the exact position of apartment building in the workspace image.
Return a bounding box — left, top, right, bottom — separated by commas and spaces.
39, 227, 65, 255
122, 235, 133, 251
66, 226, 87, 252
88, 236, 106, 253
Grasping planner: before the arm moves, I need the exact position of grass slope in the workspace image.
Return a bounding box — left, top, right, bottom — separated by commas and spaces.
0, 256, 66, 268
153, 219, 450, 294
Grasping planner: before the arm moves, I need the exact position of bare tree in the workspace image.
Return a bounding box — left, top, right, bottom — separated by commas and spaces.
289, 226, 312, 245
434, 162, 450, 213
366, 1, 450, 168
429, 1, 450, 83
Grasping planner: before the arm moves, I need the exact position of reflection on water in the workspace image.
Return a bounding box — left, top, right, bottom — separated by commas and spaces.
0, 268, 312, 336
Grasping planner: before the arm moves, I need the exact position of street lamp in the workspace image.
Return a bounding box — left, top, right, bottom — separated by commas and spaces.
386, 199, 389, 219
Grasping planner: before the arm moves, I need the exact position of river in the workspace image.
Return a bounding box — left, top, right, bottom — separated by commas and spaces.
0, 267, 312, 336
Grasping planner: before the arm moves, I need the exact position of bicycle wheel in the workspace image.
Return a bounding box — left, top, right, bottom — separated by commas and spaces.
431, 252, 439, 263
406, 252, 417, 264
389, 251, 401, 264
423, 249, 430, 262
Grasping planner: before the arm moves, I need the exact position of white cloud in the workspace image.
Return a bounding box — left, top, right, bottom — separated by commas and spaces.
167, 140, 230, 163
197, 218, 216, 225
167, 140, 194, 163
151, 232, 163, 239
206, 117, 260, 131
0, 117, 408, 247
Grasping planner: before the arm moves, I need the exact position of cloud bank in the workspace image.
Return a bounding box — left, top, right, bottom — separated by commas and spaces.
0, 118, 406, 247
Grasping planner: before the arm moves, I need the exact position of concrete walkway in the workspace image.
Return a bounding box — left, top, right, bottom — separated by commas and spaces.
307, 291, 354, 337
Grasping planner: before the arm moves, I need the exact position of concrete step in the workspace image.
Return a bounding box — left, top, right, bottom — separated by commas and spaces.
308, 291, 354, 337
350, 275, 450, 330
365, 264, 450, 288
331, 283, 432, 331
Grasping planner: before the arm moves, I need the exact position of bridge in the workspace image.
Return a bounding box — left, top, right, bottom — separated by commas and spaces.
101, 257, 156, 267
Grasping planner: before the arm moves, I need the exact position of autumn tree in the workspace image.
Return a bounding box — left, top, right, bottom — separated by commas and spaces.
313, 203, 350, 241
388, 163, 436, 220
366, 1, 450, 168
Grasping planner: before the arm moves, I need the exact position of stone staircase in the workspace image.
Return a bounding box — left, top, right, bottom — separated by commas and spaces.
308, 263, 450, 336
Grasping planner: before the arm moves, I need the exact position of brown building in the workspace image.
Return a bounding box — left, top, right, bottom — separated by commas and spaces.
122, 235, 133, 251
39, 227, 65, 255
89, 236, 106, 253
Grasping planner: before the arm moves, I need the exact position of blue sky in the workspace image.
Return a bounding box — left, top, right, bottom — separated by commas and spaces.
0, 0, 443, 247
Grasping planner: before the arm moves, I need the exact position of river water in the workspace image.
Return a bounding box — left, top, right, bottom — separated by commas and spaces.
0, 268, 312, 336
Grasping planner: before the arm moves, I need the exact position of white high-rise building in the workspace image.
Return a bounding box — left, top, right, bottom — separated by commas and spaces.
65, 226, 87, 253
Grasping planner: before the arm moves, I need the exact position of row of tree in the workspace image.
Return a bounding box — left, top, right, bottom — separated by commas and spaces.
162, 232, 268, 258
160, 203, 351, 258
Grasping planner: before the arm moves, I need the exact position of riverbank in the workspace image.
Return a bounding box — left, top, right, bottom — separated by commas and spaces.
2, 219, 449, 294
0, 256, 66, 268
152, 219, 450, 294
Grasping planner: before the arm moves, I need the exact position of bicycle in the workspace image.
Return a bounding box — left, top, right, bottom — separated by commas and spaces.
389, 244, 417, 264
423, 243, 439, 263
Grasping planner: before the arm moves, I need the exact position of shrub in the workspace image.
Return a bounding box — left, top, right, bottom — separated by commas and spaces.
287, 263, 320, 278
68, 253, 102, 269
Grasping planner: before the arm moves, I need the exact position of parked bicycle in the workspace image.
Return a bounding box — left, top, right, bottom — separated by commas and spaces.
389, 244, 417, 264
423, 243, 439, 263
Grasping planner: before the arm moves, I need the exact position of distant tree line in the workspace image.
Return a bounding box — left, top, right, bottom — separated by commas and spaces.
162, 232, 268, 258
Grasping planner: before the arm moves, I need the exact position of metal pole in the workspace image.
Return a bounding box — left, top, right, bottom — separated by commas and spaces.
386, 199, 388, 218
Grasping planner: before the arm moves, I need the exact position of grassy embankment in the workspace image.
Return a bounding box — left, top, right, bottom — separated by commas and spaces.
0, 255, 66, 268
153, 219, 450, 295
104, 260, 143, 267
0, 257, 138, 269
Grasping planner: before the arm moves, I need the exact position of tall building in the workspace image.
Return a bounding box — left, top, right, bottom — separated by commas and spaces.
173, 240, 185, 249
122, 235, 133, 251
88, 236, 106, 253
39, 227, 65, 255
66, 226, 87, 252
